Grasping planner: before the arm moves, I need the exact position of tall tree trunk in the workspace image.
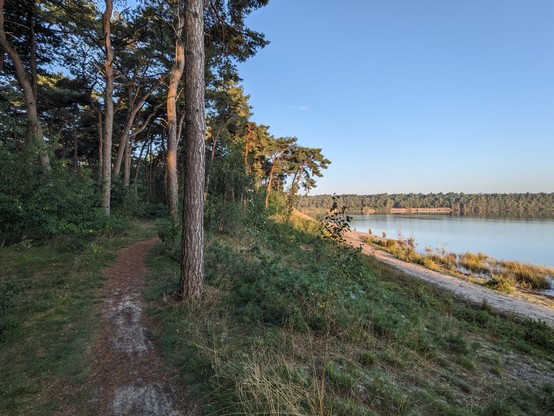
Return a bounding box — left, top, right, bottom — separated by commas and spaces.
101, 0, 114, 214
123, 138, 132, 187
244, 122, 252, 172
180, 0, 205, 301
161, 126, 168, 203
286, 162, 306, 216
113, 82, 160, 179
97, 110, 103, 180
113, 106, 134, 179
147, 138, 153, 198
265, 164, 276, 208
134, 135, 149, 183
73, 119, 78, 171
0, 0, 50, 171
166, 11, 185, 220
28, 4, 38, 104
204, 124, 222, 197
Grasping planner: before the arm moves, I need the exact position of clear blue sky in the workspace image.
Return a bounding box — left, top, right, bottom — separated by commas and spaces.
237, 0, 554, 195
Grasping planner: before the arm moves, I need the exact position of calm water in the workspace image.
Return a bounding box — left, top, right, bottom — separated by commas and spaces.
350, 214, 554, 268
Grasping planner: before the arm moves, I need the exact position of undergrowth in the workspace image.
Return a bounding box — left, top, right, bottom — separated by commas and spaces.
146, 215, 554, 415
0, 220, 156, 415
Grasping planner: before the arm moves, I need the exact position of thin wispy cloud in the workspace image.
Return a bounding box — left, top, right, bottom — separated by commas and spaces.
287, 105, 311, 111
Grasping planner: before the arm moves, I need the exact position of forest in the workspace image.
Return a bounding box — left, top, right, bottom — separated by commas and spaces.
298, 192, 554, 215
0, 0, 329, 247
2, 1, 554, 415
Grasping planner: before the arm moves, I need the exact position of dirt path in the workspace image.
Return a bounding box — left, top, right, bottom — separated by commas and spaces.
345, 230, 554, 328
88, 239, 187, 415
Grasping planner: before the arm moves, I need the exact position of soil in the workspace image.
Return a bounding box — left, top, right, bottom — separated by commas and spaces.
345, 230, 554, 328
88, 239, 192, 415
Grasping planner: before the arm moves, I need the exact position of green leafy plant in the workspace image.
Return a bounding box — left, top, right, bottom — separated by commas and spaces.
322, 194, 352, 244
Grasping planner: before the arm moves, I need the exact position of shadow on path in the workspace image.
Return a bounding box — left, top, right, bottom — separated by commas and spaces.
89, 239, 189, 415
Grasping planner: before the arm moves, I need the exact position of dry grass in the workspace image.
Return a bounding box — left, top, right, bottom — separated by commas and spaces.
362, 235, 553, 292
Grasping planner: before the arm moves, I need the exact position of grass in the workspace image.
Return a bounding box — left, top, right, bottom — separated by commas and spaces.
0, 220, 156, 415
362, 235, 553, 292
145, 215, 554, 415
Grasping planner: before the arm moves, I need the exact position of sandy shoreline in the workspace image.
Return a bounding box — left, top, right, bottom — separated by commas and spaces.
344, 230, 554, 327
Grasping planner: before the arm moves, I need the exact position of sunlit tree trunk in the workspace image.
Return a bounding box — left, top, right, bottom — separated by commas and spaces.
166, 9, 185, 220
180, 0, 205, 301
101, 0, 114, 214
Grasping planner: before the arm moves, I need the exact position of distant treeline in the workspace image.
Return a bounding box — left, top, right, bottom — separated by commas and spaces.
297, 193, 554, 215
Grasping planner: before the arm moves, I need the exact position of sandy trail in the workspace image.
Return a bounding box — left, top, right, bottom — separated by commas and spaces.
345, 230, 554, 328
89, 239, 187, 415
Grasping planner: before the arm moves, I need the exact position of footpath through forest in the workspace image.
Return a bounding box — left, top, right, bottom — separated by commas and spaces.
87, 239, 187, 416
345, 230, 554, 328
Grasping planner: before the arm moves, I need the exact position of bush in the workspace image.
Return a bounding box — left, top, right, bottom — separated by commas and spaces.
204, 197, 244, 234
156, 218, 180, 258
524, 319, 554, 350
0, 147, 108, 243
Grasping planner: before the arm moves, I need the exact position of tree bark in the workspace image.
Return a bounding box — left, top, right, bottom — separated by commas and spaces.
97, 109, 103, 179
123, 137, 132, 187
73, 119, 78, 171
27, 4, 38, 104
204, 124, 222, 197
133, 134, 149, 183
180, 0, 205, 301
0, 0, 50, 171
101, 0, 114, 214
244, 122, 252, 172
113, 81, 160, 179
166, 11, 185, 220
265, 163, 276, 208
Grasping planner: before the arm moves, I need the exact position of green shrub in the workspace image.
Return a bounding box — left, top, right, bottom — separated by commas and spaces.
0, 146, 113, 243
524, 319, 554, 350
156, 218, 180, 258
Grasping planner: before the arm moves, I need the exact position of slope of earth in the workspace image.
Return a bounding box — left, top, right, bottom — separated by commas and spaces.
344, 230, 554, 327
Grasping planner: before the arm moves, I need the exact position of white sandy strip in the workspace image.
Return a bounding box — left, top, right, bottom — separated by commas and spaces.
345, 230, 554, 328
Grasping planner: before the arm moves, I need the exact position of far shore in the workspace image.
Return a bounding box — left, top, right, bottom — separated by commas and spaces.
300, 208, 554, 217
304, 207, 453, 215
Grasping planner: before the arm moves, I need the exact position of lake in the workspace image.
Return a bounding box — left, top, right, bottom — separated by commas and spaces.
349, 214, 554, 269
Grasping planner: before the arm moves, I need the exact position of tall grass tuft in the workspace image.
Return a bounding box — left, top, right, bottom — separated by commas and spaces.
363, 235, 554, 292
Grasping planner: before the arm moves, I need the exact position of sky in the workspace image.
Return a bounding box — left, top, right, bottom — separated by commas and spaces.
237, 0, 554, 195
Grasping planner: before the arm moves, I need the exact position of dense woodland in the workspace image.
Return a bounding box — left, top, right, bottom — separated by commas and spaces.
298, 193, 554, 215
2, 2, 554, 415
0, 0, 329, 248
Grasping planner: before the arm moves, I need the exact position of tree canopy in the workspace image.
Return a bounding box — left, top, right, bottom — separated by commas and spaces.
298, 193, 554, 216
0, 0, 330, 246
